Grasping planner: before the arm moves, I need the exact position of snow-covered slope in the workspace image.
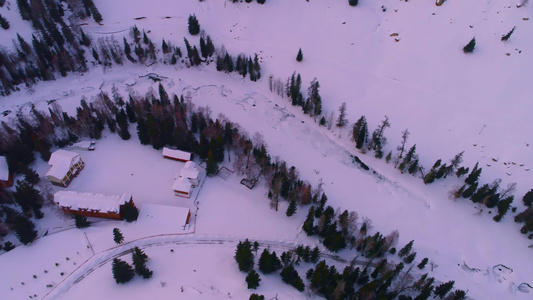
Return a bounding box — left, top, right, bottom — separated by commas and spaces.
1, 0, 533, 299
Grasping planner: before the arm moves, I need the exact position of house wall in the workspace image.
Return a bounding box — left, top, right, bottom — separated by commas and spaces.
60, 207, 122, 220
0, 172, 13, 188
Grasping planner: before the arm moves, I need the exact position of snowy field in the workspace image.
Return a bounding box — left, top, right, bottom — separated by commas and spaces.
1, 0, 533, 299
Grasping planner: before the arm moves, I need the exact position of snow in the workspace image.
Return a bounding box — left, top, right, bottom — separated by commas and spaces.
162, 147, 192, 162
138, 204, 190, 227
54, 191, 131, 214
0, 156, 8, 182
1, 0, 533, 299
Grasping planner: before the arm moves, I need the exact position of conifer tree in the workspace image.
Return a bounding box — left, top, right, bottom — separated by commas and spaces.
348, 0, 359, 6
286, 199, 297, 216
74, 214, 90, 228
113, 228, 124, 244
188, 14, 200, 35
112, 258, 135, 284
246, 270, 261, 289
398, 240, 414, 258
417, 257, 429, 269
433, 280, 455, 299
465, 162, 482, 185
206, 35, 215, 57
303, 206, 315, 235
296, 48, 303, 62
235, 239, 255, 272
13, 215, 37, 245
122, 201, 139, 222
132, 247, 153, 279
522, 189, 533, 207
206, 150, 219, 176
395, 129, 410, 167
280, 264, 304, 291
336, 102, 348, 129
501, 26, 516, 42
352, 116, 368, 149
0, 14, 9, 29
463, 37, 476, 53
249, 294, 265, 300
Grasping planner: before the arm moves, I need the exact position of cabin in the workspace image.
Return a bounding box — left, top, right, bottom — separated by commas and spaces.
46, 150, 84, 187
162, 147, 192, 162
70, 140, 96, 151
0, 156, 13, 188
179, 161, 200, 187
54, 191, 134, 220
172, 176, 192, 198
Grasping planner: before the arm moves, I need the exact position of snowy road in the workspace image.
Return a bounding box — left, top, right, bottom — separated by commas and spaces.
41, 233, 362, 300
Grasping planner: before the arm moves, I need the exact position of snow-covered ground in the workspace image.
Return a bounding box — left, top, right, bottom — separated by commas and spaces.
1, 0, 533, 299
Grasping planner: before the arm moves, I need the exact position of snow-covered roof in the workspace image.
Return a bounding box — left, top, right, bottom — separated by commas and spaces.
180, 161, 199, 179
162, 147, 191, 161
54, 191, 132, 213
46, 150, 81, 179
138, 204, 190, 227
0, 156, 9, 181
172, 176, 192, 193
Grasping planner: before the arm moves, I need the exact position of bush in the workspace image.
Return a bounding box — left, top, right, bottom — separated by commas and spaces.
74, 214, 90, 228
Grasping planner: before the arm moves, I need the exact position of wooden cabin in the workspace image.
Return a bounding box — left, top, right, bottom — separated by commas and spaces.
179, 161, 200, 187
172, 176, 192, 198
46, 150, 84, 187
54, 191, 134, 220
0, 156, 13, 188
162, 147, 192, 162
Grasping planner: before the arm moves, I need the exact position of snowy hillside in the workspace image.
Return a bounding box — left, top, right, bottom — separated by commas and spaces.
1, 0, 533, 299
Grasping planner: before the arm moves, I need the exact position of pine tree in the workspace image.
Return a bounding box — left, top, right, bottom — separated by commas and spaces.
188, 14, 200, 35
336, 102, 348, 129
398, 240, 414, 258
303, 206, 315, 235
296, 48, 303, 62
249, 294, 265, 300
0, 14, 9, 29
258, 249, 282, 274
403, 251, 417, 264
257, 0, 266, 4
206, 35, 215, 57
417, 257, 429, 269
246, 270, 261, 289
522, 189, 533, 207
286, 199, 297, 216
352, 116, 368, 149
465, 162, 482, 185
13, 215, 37, 245
501, 26, 516, 42
132, 247, 153, 279
206, 150, 219, 176
113, 228, 124, 244
74, 214, 91, 228
433, 280, 455, 299
235, 239, 255, 272
280, 264, 304, 291
112, 258, 135, 284
398, 144, 417, 173
463, 37, 476, 53
122, 201, 139, 222
348, 0, 359, 6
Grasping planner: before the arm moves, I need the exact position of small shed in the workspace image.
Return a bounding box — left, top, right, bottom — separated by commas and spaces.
0, 156, 13, 188
172, 176, 192, 198
179, 161, 200, 187
54, 191, 134, 220
46, 150, 84, 187
162, 147, 192, 162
